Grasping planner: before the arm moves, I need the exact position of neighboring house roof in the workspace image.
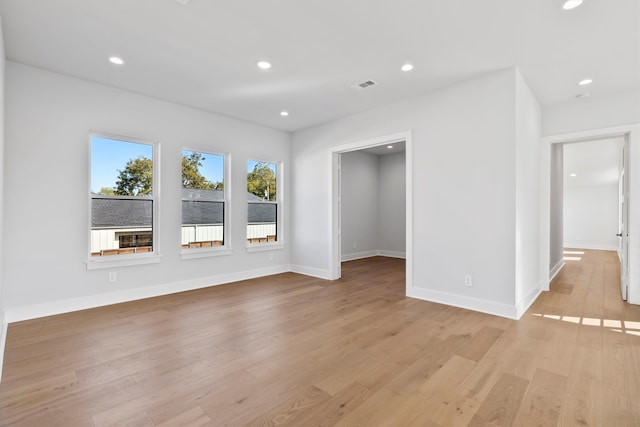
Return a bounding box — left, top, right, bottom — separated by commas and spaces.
247, 202, 276, 224
91, 189, 276, 228
182, 200, 224, 225
181, 188, 224, 225
92, 196, 152, 228
182, 188, 224, 202
246, 191, 276, 223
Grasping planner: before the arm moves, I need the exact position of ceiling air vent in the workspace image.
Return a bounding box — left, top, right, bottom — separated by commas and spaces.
353, 80, 378, 90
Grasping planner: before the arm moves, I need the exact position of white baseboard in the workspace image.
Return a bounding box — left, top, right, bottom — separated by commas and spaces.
378, 250, 406, 259
549, 259, 565, 282
564, 243, 618, 251
516, 281, 543, 319
407, 287, 518, 320
341, 250, 378, 262
289, 264, 332, 280
341, 250, 406, 262
4, 264, 291, 323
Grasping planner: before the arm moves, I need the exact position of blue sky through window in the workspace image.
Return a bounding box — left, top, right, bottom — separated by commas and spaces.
91, 136, 153, 193
247, 160, 276, 174
183, 150, 224, 185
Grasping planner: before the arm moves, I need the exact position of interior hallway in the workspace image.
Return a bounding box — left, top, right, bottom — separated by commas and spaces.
0, 252, 638, 425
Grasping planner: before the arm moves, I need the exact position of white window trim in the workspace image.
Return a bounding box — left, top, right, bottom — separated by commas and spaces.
246, 159, 284, 250
180, 147, 232, 260
246, 242, 285, 252
86, 131, 161, 270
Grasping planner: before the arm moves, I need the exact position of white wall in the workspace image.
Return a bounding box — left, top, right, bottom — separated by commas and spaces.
543, 92, 639, 137
564, 184, 619, 250
378, 152, 406, 256
292, 68, 524, 318
340, 151, 379, 259
3, 62, 291, 319
515, 71, 542, 316
0, 14, 6, 377
541, 86, 640, 304
541, 87, 640, 303
340, 150, 406, 261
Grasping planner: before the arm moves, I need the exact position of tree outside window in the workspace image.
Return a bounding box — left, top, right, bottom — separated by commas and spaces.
247, 160, 278, 244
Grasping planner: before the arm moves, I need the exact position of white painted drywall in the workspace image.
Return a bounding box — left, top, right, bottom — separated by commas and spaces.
549, 144, 564, 273
340, 150, 406, 261
3, 62, 291, 315
541, 90, 640, 304
292, 68, 520, 318
564, 184, 619, 250
542, 92, 640, 137
340, 151, 379, 258
378, 152, 406, 256
515, 71, 542, 315
0, 14, 6, 379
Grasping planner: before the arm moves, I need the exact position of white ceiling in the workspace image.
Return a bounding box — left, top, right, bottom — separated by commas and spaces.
564, 137, 624, 188
0, 0, 637, 132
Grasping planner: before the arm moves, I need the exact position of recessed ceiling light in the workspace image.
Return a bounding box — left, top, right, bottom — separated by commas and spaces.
576, 93, 591, 99
562, 0, 583, 10
280, 111, 289, 116
401, 64, 414, 72
578, 79, 593, 86
570, 173, 577, 177
387, 145, 394, 149
257, 61, 272, 70
109, 56, 124, 65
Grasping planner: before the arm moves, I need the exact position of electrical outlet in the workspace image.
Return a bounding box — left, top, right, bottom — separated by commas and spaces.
353, 242, 357, 249
108, 272, 117, 283
464, 275, 473, 287
268, 253, 274, 260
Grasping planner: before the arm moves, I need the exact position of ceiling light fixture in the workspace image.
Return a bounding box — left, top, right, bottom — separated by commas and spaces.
570, 173, 577, 177
401, 64, 414, 72
562, 0, 583, 10
280, 111, 289, 116
109, 56, 124, 65
578, 78, 593, 86
257, 61, 272, 70
387, 145, 394, 149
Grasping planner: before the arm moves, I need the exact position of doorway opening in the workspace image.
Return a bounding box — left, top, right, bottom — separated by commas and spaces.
329, 131, 413, 295
542, 124, 639, 304
560, 136, 627, 299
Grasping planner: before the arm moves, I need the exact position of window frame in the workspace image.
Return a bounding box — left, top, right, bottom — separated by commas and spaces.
181, 146, 232, 260
86, 131, 162, 270
246, 158, 284, 252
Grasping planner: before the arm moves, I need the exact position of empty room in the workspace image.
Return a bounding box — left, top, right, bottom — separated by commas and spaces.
0, 0, 639, 425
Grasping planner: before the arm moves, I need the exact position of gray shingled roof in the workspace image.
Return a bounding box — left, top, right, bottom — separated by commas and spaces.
181, 188, 224, 225
91, 189, 276, 228
92, 196, 152, 228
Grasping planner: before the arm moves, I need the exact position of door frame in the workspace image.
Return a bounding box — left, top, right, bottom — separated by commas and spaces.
540, 123, 640, 303
329, 131, 413, 295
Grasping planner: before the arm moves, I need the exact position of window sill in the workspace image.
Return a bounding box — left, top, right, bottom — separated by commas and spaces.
86, 253, 162, 270
246, 242, 285, 253
181, 247, 233, 260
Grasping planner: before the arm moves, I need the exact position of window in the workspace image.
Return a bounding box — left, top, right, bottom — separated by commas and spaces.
247, 160, 281, 246
181, 149, 228, 255
88, 133, 158, 267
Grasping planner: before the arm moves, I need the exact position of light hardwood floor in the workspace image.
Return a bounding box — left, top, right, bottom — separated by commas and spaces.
0, 251, 639, 426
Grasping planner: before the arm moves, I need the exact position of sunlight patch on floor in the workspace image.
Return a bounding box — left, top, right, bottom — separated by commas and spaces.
563, 250, 585, 261
532, 312, 640, 336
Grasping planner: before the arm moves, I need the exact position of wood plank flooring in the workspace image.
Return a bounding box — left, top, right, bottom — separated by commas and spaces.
0, 251, 639, 426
